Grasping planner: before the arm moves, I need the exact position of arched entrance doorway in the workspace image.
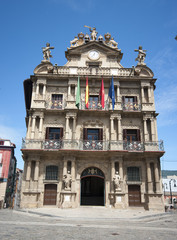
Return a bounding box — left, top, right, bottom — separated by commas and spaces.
81, 167, 105, 206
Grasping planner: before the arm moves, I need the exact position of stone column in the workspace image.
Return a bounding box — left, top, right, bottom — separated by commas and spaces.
71, 160, 76, 192
116, 83, 120, 102
146, 161, 153, 193
117, 117, 122, 141
111, 159, 115, 193
74, 84, 77, 100
26, 115, 32, 139
150, 119, 155, 141
110, 117, 114, 140
26, 161, 31, 181
43, 84, 46, 97
72, 117, 76, 140
154, 118, 158, 142
141, 87, 144, 103
68, 84, 71, 98
34, 161, 40, 181
148, 86, 151, 103
143, 119, 148, 141
39, 116, 44, 139
154, 162, 160, 192
36, 83, 39, 97
31, 116, 36, 139
65, 116, 69, 139
119, 159, 123, 180
63, 160, 67, 176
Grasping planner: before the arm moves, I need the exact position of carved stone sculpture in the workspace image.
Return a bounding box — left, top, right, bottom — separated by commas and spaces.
84, 25, 98, 41
42, 43, 54, 62
70, 36, 78, 48
104, 33, 112, 46
134, 46, 147, 65
63, 171, 72, 190
113, 171, 121, 192
109, 38, 118, 49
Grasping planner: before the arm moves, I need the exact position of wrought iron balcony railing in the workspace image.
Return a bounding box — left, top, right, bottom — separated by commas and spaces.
22, 138, 164, 152
122, 102, 141, 111
80, 100, 109, 110
46, 100, 66, 110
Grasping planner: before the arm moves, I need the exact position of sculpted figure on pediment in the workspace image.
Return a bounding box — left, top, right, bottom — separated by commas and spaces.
109, 38, 118, 49
42, 43, 54, 62
135, 46, 147, 65
84, 26, 98, 41
70, 33, 85, 48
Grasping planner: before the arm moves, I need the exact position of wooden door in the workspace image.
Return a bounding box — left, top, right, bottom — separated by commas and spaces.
128, 185, 141, 206
43, 184, 57, 205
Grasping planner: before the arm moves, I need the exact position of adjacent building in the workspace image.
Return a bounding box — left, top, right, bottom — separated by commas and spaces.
0, 139, 16, 208
21, 27, 165, 210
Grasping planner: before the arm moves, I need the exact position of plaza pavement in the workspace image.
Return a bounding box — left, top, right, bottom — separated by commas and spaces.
17, 206, 170, 221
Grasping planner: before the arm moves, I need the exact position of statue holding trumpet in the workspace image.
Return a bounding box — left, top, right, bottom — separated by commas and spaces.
84, 25, 98, 41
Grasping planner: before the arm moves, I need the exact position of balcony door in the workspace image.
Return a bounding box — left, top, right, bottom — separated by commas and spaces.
83, 128, 103, 150
44, 127, 63, 149
89, 96, 101, 109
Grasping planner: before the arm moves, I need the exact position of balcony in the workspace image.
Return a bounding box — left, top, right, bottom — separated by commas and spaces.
55, 66, 132, 77
80, 100, 109, 110
22, 139, 164, 152
46, 100, 66, 110
122, 102, 141, 111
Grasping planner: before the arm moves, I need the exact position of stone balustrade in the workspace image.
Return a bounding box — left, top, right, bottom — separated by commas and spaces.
22, 139, 164, 152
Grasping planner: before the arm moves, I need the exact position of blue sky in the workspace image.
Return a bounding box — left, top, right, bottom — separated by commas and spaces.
0, 0, 177, 170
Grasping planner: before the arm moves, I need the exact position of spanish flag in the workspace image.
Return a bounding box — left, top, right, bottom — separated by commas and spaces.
99, 78, 105, 109
85, 76, 89, 109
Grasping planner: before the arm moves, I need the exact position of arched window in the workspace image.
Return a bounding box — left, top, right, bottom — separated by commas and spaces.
127, 167, 140, 181
45, 165, 58, 180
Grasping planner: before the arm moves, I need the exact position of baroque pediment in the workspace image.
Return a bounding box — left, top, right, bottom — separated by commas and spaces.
34, 62, 53, 74
134, 65, 154, 78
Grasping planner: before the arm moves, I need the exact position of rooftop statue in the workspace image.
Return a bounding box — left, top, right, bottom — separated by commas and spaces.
134, 46, 147, 65
42, 43, 54, 62
84, 25, 98, 41
70, 32, 85, 48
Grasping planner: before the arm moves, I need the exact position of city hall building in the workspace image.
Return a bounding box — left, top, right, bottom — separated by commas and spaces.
21, 27, 165, 210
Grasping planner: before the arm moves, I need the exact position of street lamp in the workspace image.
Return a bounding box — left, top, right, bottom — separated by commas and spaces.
169, 179, 177, 204
163, 183, 168, 200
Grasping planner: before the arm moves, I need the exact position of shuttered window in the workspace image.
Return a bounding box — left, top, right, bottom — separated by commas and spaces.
45, 128, 63, 140
127, 167, 140, 181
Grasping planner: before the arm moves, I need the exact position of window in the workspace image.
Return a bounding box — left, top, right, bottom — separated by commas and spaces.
51, 94, 63, 109
0, 141, 4, 146
127, 167, 140, 181
45, 128, 63, 140
46, 165, 58, 180
122, 96, 138, 111
123, 129, 140, 142
83, 128, 103, 150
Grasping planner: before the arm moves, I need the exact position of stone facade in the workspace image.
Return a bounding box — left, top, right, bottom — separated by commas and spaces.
21, 28, 165, 211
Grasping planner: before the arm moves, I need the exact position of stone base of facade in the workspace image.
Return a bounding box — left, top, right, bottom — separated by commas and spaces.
145, 193, 165, 211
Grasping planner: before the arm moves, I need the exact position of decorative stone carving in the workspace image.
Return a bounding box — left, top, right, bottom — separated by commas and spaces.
104, 33, 111, 45
42, 43, 54, 62
113, 171, 121, 192
63, 171, 72, 190
135, 46, 147, 65
84, 25, 98, 41
70, 33, 85, 48
109, 38, 118, 49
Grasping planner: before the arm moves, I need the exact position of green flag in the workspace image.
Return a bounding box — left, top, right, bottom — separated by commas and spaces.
76, 76, 80, 109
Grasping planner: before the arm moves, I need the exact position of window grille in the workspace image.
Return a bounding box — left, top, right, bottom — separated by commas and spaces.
46, 165, 58, 180
127, 167, 140, 181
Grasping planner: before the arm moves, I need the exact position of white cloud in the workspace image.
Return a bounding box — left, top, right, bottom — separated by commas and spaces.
0, 125, 25, 146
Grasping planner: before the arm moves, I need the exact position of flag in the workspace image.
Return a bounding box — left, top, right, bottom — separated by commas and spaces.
75, 76, 80, 109
99, 78, 105, 109
85, 76, 89, 109
108, 76, 115, 110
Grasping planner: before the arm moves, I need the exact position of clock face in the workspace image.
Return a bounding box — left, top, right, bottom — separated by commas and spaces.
88, 50, 100, 60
